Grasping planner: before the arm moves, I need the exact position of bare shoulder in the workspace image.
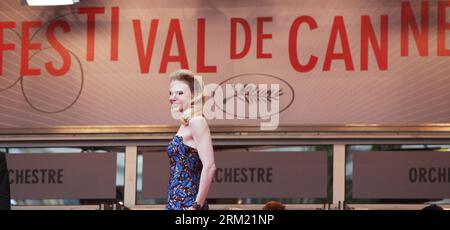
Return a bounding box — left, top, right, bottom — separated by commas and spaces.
189, 116, 208, 126
188, 116, 209, 133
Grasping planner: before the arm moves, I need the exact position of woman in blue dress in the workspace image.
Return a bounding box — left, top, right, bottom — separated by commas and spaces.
166, 69, 216, 210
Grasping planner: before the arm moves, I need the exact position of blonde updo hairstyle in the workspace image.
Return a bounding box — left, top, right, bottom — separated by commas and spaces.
169, 69, 204, 125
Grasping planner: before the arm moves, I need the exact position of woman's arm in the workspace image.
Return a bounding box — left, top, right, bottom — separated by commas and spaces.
189, 116, 216, 207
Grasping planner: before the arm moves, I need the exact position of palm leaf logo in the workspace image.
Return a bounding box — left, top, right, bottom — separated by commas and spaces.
223, 83, 283, 105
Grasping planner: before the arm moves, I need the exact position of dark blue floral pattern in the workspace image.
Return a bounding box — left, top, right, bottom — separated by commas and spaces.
166, 135, 202, 210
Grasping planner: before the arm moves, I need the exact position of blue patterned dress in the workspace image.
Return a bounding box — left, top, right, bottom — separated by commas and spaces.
166, 135, 202, 210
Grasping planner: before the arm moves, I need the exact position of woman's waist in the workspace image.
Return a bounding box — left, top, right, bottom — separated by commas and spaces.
167, 179, 200, 192
169, 170, 201, 180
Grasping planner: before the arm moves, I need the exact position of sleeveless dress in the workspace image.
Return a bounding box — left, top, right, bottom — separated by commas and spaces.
166, 135, 203, 210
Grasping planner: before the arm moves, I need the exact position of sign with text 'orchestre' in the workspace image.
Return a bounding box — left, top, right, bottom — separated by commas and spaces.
142, 150, 328, 199
1, 0, 450, 129
6, 153, 117, 199
352, 151, 450, 199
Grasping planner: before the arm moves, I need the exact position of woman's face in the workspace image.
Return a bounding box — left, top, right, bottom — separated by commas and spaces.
169, 79, 192, 112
